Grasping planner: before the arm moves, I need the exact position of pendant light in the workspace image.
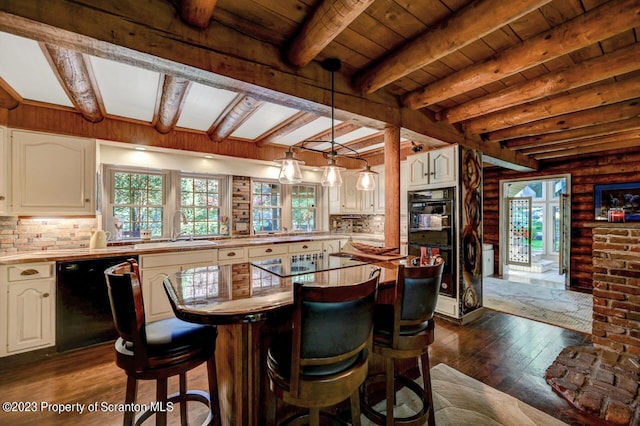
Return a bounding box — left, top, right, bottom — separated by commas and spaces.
356, 164, 377, 191
275, 147, 304, 184
320, 58, 345, 188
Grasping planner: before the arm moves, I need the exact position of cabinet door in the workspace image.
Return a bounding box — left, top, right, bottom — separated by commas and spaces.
328, 186, 341, 215
12, 130, 95, 215
373, 167, 385, 214
407, 153, 429, 187
0, 127, 9, 213
141, 265, 180, 323
430, 145, 457, 185
322, 240, 340, 254
7, 280, 55, 353
340, 173, 360, 213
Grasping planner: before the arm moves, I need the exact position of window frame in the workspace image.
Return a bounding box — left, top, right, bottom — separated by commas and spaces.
174, 172, 230, 237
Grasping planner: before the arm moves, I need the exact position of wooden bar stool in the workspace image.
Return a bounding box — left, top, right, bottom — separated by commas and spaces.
360, 258, 444, 426
104, 259, 221, 426
267, 270, 380, 425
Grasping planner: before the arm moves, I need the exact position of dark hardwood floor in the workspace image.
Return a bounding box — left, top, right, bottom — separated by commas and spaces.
0, 309, 596, 425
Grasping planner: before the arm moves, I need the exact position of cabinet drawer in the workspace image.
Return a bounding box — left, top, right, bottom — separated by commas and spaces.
248, 244, 288, 258
7, 263, 54, 282
140, 249, 217, 269
218, 247, 247, 262
288, 241, 323, 254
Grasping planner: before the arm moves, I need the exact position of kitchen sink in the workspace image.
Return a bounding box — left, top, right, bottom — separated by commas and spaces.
134, 240, 218, 250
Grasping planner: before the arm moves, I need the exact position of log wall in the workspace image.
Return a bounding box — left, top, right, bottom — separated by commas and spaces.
483, 148, 640, 291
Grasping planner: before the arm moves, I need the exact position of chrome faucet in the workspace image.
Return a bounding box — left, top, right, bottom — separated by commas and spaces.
171, 210, 188, 241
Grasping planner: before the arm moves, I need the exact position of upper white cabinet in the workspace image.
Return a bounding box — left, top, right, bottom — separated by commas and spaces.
372, 166, 385, 214
11, 130, 96, 215
332, 171, 380, 215
0, 127, 9, 213
407, 145, 457, 188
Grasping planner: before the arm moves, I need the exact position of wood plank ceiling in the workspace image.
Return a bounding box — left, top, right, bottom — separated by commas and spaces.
0, 0, 639, 171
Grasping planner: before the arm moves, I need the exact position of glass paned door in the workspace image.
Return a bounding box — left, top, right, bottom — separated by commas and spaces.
507, 197, 532, 266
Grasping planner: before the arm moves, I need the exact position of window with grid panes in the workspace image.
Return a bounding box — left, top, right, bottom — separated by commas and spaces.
112, 171, 165, 238
291, 184, 317, 231
252, 181, 281, 233
180, 175, 224, 236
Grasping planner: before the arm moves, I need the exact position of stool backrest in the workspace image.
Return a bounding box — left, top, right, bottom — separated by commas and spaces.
399, 257, 444, 323
289, 269, 380, 396
104, 259, 148, 359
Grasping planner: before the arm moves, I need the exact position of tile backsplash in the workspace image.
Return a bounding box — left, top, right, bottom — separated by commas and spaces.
0, 216, 98, 253
329, 215, 385, 234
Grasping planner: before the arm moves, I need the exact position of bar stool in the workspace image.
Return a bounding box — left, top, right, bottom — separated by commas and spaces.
104, 259, 221, 426
267, 270, 380, 425
360, 258, 444, 426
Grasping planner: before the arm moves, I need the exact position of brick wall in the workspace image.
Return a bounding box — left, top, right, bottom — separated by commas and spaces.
592, 225, 640, 356
0, 216, 98, 253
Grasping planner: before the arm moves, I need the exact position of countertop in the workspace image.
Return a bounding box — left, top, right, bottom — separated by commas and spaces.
0, 233, 398, 265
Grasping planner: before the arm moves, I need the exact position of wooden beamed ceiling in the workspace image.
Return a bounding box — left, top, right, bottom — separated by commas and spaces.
0, 0, 639, 170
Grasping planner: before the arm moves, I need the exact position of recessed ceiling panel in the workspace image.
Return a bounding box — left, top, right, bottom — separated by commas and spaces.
232, 103, 299, 139
89, 55, 160, 122
277, 117, 339, 146
0, 32, 72, 107
358, 142, 385, 153
177, 82, 237, 131
335, 127, 379, 144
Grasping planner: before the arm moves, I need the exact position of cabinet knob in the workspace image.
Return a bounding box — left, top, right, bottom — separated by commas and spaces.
42, 293, 50, 298
85, 198, 90, 203
302, 245, 308, 249
265, 248, 273, 253
227, 252, 236, 257
0, 195, 4, 201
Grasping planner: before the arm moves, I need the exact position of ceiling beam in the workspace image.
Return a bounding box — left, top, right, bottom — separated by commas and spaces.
42, 43, 103, 123
401, 0, 640, 110
438, 43, 640, 124
255, 111, 317, 147
208, 94, 262, 142
177, 0, 218, 28
518, 130, 640, 155
505, 117, 640, 150
335, 132, 384, 155
287, 0, 375, 68
154, 75, 191, 134
485, 99, 640, 142
352, 0, 551, 94
533, 137, 640, 161
465, 76, 640, 135
0, 77, 20, 110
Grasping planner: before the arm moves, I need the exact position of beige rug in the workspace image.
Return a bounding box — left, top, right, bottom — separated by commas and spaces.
483, 276, 592, 334
363, 363, 567, 425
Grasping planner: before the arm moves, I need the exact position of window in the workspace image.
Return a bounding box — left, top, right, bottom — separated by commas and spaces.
252, 181, 282, 233
180, 175, 224, 235
291, 184, 317, 231
110, 169, 165, 238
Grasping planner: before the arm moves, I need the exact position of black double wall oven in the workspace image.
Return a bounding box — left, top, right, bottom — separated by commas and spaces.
408, 188, 456, 297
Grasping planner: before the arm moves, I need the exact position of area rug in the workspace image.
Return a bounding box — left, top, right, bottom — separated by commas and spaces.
362, 363, 567, 425
483, 276, 592, 334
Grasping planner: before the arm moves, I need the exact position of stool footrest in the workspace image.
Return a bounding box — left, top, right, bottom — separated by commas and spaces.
133, 390, 213, 426
360, 373, 430, 426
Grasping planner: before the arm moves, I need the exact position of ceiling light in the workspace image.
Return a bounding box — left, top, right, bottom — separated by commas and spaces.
274, 147, 304, 184
356, 164, 377, 191
135, 146, 147, 151
278, 58, 373, 190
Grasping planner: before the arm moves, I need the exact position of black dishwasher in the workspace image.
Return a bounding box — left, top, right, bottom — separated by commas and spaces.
56, 255, 137, 352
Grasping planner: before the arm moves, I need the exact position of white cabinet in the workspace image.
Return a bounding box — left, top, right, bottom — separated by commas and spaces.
372, 166, 385, 214
335, 172, 379, 214
0, 127, 9, 213
248, 244, 288, 260
1, 262, 56, 356
139, 249, 218, 322
11, 130, 96, 215
407, 145, 457, 188
322, 240, 341, 254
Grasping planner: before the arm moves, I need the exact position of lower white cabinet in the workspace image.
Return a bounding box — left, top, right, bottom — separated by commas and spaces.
1, 262, 56, 357
139, 250, 218, 323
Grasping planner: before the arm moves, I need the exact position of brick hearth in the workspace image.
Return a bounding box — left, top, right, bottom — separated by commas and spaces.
545, 223, 640, 425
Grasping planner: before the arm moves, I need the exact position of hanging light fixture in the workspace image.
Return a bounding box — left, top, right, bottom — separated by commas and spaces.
356, 163, 377, 191
274, 146, 304, 184
278, 58, 375, 190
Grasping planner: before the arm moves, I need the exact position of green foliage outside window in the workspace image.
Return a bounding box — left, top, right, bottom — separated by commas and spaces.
291, 185, 316, 231
180, 176, 222, 236
252, 182, 281, 232
112, 172, 164, 238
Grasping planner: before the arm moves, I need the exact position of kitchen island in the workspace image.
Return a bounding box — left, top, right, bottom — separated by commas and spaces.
163, 255, 402, 425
